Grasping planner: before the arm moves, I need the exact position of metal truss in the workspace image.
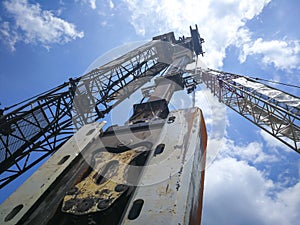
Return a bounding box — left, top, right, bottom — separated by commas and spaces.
0, 41, 170, 188
0, 83, 77, 188
194, 68, 300, 153
71, 41, 170, 128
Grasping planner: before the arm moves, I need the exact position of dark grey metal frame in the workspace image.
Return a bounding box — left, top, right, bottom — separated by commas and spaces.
0, 41, 169, 188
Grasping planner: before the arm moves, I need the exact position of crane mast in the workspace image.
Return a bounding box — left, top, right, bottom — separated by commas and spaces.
0, 25, 299, 225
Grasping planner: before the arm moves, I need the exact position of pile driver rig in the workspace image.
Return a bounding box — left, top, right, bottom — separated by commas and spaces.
0, 25, 299, 225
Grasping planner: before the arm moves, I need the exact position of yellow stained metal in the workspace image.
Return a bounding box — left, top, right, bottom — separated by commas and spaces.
62, 146, 148, 215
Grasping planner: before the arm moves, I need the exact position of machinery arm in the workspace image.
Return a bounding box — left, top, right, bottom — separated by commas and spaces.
0, 41, 169, 188
0, 27, 203, 188
1, 25, 298, 225
191, 68, 300, 153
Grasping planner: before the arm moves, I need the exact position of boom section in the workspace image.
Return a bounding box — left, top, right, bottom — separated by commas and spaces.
194, 68, 300, 153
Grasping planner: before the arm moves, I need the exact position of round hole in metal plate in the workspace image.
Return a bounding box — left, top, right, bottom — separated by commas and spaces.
128, 199, 144, 220
5, 204, 23, 222
58, 155, 70, 165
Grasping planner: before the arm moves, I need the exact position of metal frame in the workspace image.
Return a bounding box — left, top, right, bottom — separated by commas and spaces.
0, 41, 169, 188
0, 122, 105, 225
195, 68, 300, 153
0, 108, 207, 225
2, 24, 298, 192
0, 87, 76, 188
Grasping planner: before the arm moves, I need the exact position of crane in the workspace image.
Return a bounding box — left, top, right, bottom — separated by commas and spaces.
0, 25, 299, 225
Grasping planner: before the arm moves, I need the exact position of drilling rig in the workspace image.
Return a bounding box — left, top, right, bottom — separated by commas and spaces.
0, 25, 299, 225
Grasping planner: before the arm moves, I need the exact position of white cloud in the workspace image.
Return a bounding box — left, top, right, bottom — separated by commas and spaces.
194, 88, 227, 166
89, 0, 96, 9
101, 20, 108, 27
109, 0, 114, 9
203, 156, 300, 225
122, 0, 271, 69
76, 0, 96, 9
219, 137, 279, 163
0, 0, 84, 51
78, 0, 114, 10
123, 0, 300, 72
0, 21, 19, 51
195, 88, 227, 129
238, 36, 300, 71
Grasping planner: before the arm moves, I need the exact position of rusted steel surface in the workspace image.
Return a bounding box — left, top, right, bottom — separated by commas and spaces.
122, 108, 207, 225
62, 147, 148, 215
0, 122, 106, 225
0, 108, 207, 225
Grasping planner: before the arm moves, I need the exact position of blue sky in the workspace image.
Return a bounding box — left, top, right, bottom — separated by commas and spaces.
0, 0, 299, 224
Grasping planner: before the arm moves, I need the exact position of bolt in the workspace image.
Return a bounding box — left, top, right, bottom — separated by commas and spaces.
77, 198, 94, 213
97, 198, 110, 210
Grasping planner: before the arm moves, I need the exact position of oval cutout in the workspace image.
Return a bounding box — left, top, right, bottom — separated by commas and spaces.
86, 128, 95, 136
57, 155, 70, 165
128, 199, 144, 220
154, 144, 165, 156
115, 184, 128, 192
5, 204, 23, 222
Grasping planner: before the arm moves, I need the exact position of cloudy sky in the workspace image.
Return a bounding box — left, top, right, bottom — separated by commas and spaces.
0, 0, 299, 225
